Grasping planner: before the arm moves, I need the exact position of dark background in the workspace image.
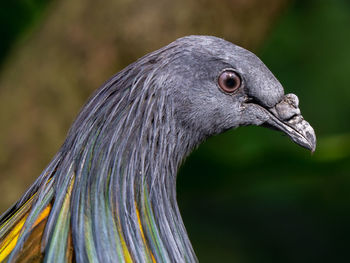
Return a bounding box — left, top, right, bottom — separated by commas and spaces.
0, 0, 349, 262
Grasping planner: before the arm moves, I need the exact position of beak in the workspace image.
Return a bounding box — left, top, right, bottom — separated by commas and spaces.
262, 93, 316, 152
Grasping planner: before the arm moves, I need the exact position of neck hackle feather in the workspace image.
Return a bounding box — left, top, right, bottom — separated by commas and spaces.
0, 41, 198, 263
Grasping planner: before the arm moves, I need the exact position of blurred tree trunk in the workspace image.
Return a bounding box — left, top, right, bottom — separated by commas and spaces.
0, 0, 289, 212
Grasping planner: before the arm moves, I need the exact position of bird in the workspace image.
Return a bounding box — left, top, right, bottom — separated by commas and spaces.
0, 35, 316, 263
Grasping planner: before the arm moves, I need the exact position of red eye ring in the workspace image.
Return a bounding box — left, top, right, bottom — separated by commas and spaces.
218, 70, 241, 93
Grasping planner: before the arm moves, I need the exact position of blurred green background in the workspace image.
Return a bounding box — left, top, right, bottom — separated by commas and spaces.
0, 0, 349, 262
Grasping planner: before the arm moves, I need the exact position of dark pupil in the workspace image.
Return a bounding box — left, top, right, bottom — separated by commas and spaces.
225, 75, 236, 88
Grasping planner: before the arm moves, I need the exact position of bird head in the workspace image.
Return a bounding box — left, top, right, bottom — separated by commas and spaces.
162, 35, 316, 152
0, 35, 317, 263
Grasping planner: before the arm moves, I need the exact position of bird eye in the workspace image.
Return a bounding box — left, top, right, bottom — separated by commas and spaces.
218, 70, 241, 93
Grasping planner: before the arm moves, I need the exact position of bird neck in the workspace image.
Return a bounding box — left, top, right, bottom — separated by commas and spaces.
106, 93, 196, 263
53, 73, 198, 262
8, 51, 202, 262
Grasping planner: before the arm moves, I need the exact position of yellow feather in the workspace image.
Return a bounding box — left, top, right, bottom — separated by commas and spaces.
0, 204, 51, 262
119, 226, 133, 263
135, 204, 156, 263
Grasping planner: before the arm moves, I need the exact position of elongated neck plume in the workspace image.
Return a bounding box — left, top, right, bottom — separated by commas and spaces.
64, 63, 197, 263
8, 46, 198, 263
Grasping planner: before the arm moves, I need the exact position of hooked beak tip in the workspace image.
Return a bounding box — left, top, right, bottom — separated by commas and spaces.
264, 93, 317, 153
305, 129, 317, 153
